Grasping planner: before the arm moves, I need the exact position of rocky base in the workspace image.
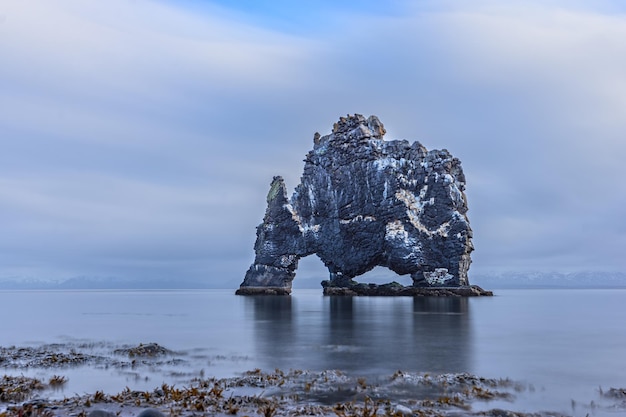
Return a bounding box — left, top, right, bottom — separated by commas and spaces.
322, 281, 493, 296
235, 286, 291, 295
235, 283, 493, 296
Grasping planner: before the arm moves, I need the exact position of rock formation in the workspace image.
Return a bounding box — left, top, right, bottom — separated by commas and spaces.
237, 114, 477, 295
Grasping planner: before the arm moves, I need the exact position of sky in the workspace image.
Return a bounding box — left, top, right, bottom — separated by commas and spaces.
1, 0, 625, 288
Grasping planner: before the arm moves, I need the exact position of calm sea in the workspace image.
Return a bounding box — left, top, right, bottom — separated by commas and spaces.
1, 289, 624, 415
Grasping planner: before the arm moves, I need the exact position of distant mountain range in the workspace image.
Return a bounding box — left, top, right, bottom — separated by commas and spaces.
0, 271, 624, 290
0, 276, 222, 290
471, 271, 626, 289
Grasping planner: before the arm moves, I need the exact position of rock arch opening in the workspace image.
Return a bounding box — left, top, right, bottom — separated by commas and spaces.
351, 266, 412, 286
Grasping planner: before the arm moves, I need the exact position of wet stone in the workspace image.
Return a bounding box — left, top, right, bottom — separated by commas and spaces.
87, 410, 116, 417
0, 375, 46, 402
113, 343, 172, 358
603, 388, 626, 399
137, 408, 166, 417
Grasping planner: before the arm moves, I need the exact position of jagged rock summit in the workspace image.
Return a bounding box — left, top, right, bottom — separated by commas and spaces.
237, 114, 484, 296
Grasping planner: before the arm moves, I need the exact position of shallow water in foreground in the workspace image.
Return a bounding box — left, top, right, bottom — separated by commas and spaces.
1, 289, 625, 415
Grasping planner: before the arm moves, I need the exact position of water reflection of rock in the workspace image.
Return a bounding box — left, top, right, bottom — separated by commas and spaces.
320, 297, 472, 375
411, 297, 471, 373
244, 296, 295, 369
247, 295, 472, 376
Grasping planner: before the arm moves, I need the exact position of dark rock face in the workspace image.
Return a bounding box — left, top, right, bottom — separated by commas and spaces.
237, 114, 474, 295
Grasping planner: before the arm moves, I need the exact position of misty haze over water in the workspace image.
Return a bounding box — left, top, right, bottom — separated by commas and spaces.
1, 288, 624, 415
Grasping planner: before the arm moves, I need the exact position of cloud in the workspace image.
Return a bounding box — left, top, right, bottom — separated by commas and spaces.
0, 0, 624, 286
287, 1, 626, 273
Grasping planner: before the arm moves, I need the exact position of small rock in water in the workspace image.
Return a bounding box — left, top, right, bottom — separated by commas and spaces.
87, 410, 116, 417
137, 409, 166, 417
114, 343, 171, 357
603, 387, 626, 399
394, 404, 413, 415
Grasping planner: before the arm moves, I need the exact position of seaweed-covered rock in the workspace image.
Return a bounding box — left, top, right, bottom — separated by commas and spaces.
237, 114, 474, 295
0, 375, 46, 402
114, 343, 171, 358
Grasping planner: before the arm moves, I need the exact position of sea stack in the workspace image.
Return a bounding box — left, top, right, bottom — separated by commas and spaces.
237, 114, 484, 296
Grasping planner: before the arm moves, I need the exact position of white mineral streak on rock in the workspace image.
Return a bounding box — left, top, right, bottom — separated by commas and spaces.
400, 177, 419, 188
339, 215, 376, 224
424, 268, 454, 285
307, 185, 316, 208
374, 157, 407, 171
303, 224, 321, 233
280, 255, 298, 267
395, 189, 450, 237
449, 181, 464, 206
452, 210, 467, 225
284, 203, 301, 224
419, 185, 428, 199
370, 139, 384, 152
385, 221, 411, 243
394, 405, 413, 416
291, 199, 322, 234
262, 241, 275, 253
385, 221, 421, 260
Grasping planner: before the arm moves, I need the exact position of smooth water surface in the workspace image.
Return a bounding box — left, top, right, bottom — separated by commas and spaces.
0, 289, 624, 414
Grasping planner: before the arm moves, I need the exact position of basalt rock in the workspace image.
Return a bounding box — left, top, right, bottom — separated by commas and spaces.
237, 114, 474, 295
321, 282, 492, 297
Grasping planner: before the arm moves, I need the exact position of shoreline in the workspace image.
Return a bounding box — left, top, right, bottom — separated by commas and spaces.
0, 369, 548, 417
0, 343, 623, 417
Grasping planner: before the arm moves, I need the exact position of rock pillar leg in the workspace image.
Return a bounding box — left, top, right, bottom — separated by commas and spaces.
237, 177, 305, 295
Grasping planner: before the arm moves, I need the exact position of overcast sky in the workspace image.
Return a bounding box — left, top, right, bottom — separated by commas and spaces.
1, 0, 625, 288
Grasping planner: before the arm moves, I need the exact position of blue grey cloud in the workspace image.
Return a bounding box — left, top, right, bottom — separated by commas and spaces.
0, 0, 624, 287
